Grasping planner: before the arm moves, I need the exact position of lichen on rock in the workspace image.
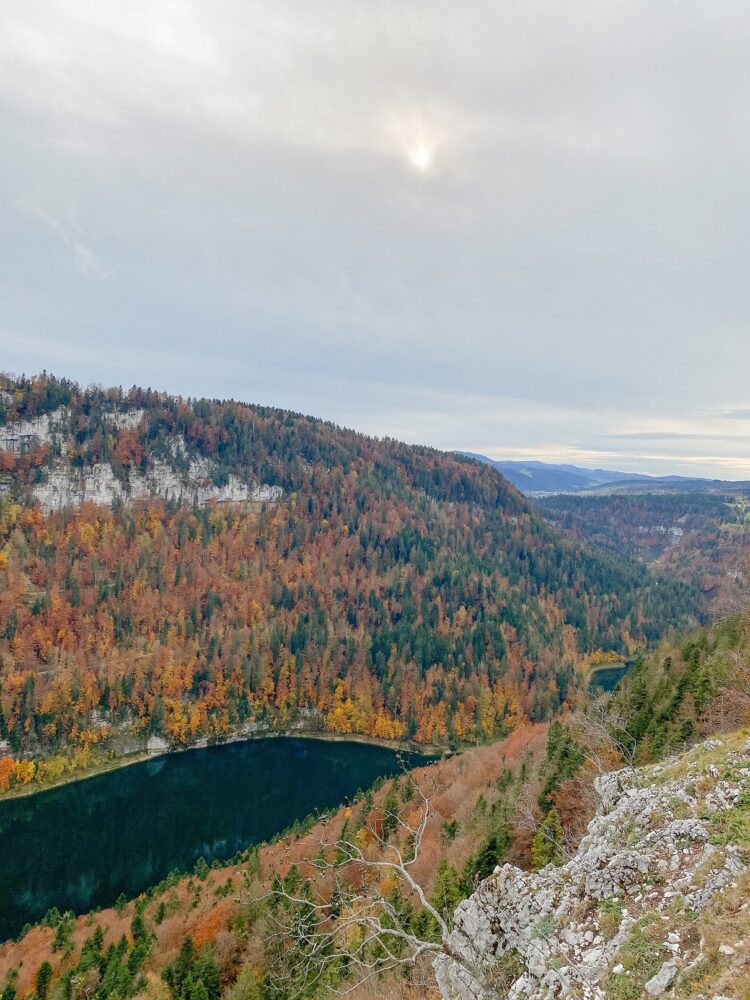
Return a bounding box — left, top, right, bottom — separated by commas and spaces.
435, 735, 750, 1000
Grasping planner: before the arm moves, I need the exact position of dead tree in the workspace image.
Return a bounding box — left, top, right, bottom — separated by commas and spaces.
261, 769, 591, 999
699, 645, 750, 732
572, 696, 639, 777
261, 770, 490, 997
711, 588, 750, 626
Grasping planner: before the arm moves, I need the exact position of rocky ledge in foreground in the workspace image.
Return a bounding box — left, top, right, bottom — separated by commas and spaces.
436, 732, 750, 1000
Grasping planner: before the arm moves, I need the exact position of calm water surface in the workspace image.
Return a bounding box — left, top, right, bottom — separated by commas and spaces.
0, 737, 422, 939
589, 663, 632, 693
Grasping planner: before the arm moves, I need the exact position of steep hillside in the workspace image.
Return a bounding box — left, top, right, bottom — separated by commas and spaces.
0, 726, 550, 1000
437, 729, 750, 1000
2, 611, 749, 1000
538, 492, 750, 610
9, 717, 747, 1000
433, 611, 750, 998
0, 374, 698, 774
610, 609, 750, 762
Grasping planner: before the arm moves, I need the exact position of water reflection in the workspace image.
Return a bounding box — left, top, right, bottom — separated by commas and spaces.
0, 738, 419, 939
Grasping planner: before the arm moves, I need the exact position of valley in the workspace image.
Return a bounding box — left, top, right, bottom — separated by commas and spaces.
2, 602, 749, 999
0, 373, 748, 1000
0, 375, 698, 781
0, 725, 550, 1000
6, 3, 750, 994
537, 491, 750, 614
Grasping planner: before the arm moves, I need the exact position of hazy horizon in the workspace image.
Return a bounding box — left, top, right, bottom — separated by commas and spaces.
3, 3, 750, 479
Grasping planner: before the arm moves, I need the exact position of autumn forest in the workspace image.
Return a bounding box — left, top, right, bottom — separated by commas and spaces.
0, 375, 700, 788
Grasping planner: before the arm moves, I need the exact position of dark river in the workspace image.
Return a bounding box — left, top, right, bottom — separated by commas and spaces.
0, 737, 422, 940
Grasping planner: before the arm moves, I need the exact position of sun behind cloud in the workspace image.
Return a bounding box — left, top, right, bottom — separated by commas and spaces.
410, 144, 434, 172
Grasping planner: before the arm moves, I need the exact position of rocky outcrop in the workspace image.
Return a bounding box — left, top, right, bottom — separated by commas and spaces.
0, 408, 282, 511
0, 407, 65, 453
33, 459, 282, 513
146, 735, 170, 755
435, 737, 750, 1000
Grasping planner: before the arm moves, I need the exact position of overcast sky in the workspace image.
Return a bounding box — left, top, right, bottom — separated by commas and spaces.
2, 1, 750, 477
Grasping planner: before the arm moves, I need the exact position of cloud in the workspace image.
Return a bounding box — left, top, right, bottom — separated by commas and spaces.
708, 407, 750, 421
602, 431, 750, 442
21, 201, 109, 279
1, 1, 750, 478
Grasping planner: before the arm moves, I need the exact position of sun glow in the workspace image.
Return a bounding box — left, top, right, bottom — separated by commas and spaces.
410, 144, 433, 172
383, 112, 442, 174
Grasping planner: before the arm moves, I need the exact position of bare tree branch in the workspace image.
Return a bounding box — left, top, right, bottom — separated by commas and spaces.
572, 695, 639, 778
257, 767, 491, 997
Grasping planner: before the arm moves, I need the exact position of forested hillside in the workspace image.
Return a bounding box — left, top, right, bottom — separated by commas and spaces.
0, 727, 550, 1000
0, 375, 698, 768
609, 607, 750, 761
538, 491, 750, 608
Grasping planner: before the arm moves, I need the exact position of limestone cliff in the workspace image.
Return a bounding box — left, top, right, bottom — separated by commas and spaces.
436, 732, 750, 1000
0, 406, 282, 511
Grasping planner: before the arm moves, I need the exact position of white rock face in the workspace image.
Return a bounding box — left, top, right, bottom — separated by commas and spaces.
0, 406, 282, 511
32, 459, 282, 513
146, 735, 170, 755
435, 746, 749, 1000
0, 407, 66, 453
105, 408, 144, 430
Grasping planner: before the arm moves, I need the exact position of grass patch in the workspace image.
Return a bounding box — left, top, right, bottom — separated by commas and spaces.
487, 950, 524, 992
532, 915, 555, 940
598, 897, 623, 940
707, 791, 750, 847
605, 915, 663, 1000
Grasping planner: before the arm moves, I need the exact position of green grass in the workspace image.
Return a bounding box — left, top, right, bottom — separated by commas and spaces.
598, 897, 623, 940
708, 792, 750, 848
605, 916, 663, 1000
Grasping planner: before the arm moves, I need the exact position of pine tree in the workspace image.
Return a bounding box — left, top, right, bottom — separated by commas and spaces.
429, 860, 461, 922
381, 783, 399, 840
34, 962, 52, 1000
531, 807, 564, 870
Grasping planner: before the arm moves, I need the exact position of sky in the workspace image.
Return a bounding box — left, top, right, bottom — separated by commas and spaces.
2, 1, 750, 479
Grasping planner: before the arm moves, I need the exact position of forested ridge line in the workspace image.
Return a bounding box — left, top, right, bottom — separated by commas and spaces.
0, 374, 698, 780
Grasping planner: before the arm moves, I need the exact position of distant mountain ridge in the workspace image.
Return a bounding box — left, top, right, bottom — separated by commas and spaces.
460, 453, 750, 496
457, 454, 649, 493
